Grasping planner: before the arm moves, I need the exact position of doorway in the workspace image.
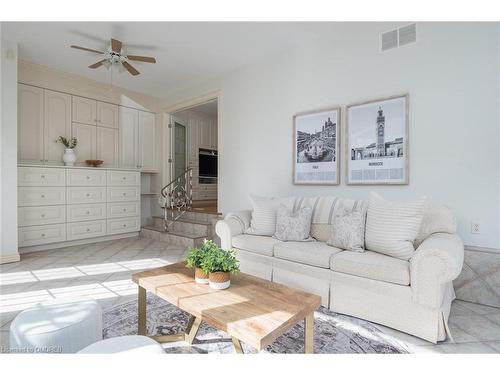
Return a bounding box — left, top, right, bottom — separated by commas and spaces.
170, 99, 218, 214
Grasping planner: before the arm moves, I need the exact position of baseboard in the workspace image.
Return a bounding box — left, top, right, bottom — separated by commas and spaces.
464, 245, 500, 255
19, 232, 139, 254
0, 253, 21, 264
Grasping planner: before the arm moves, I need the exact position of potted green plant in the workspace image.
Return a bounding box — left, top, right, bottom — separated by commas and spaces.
185, 239, 215, 284
200, 244, 239, 290
55, 136, 78, 166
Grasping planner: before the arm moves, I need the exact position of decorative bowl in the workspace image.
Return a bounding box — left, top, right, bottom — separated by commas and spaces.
85, 160, 104, 167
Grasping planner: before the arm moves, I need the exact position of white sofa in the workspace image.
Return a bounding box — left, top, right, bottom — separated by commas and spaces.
215, 196, 464, 343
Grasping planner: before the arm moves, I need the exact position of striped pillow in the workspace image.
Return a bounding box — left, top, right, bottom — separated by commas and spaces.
365, 192, 426, 260
245, 195, 295, 236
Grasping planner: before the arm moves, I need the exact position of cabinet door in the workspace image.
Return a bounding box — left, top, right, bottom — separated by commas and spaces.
96, 127, 119, 167
197, 120, 211, 149
138, 111, 156, 171
97, 102, 119, 129
44, 90, 72, 163
187, 116, 198, 166
119, 107, 139, 169
72, 96, 97, 125
210, 117, 217, 149
18, 84, 44, 163
71, 123, 97, 163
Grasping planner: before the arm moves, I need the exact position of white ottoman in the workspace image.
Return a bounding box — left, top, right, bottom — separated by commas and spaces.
78, 336, 165, 354
9, 299, 102, 353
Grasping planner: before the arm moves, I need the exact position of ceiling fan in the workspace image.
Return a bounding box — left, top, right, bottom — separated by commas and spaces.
70, 38, 156, 76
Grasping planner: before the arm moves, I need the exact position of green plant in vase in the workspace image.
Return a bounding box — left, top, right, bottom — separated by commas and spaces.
186, 239, 217, 284
200, 244, 239, 290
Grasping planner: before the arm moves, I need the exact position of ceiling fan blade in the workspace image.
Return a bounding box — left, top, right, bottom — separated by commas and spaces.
89, 59, 107, 69
126, 55, 156, 63
111, 38, 122, 53
71, 45, 104, 54
122, 61, 140, 76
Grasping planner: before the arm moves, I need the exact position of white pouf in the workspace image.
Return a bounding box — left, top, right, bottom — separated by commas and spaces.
78, 336, 165, 354
9, 299, 102, 354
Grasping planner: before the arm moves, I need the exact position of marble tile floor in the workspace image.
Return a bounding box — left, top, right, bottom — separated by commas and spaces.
1, 237, 500, 354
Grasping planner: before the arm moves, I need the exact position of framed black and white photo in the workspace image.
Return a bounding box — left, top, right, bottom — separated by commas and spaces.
293, 107, 340, 185
346, 94, 409, 185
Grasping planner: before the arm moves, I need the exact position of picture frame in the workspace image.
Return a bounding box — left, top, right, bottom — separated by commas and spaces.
345, 94, 409, 185
293, 106, 341, 185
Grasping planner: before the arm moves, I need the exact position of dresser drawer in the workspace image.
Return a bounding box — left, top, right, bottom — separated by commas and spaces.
107, 217, 140, 235
107, 187, 140, 202
18, 206, 66, 227
67, 203, 106, 222
107, 171, 140, 186
67, 220, 107, 240
67, 187, 106, 204
18, 167, 66, 186
107, 202, 141, 218
67, 169, 106, 186
18, 187, 66, 207
19, 224, 66, 247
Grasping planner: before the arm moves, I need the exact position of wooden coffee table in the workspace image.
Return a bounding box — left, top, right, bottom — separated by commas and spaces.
132, 262, 321, 353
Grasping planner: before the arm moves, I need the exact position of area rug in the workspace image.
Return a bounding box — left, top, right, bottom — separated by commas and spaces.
103, 293, 408, 354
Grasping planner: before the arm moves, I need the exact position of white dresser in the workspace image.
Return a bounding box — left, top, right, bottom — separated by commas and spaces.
18, 166, 141, 251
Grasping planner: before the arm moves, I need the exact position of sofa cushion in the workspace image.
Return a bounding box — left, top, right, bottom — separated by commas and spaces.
365, 192, 426, 260
274, 241, 342, 268
245, 195, 296, 236
415, 203, 457, 247
232, 234, 281, 257
330, 250, 410, 285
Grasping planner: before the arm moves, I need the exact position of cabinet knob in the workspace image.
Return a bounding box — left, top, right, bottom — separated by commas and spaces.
122, 177, 126, 180
122, 193, 126, 196
86, 228, 90, 232
41, 194, 45, 198
86, 193, 90, 197
123, 208, 127, 212
122, 224, 126, 227
41, 214, 45, 218
86, 211, 90, 215
86, 176, 90, 179
41, 233, 45, 237
41, 175, 45, 179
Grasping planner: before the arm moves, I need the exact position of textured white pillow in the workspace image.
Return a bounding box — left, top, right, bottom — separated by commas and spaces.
365, 192, 426, 260
274, 205, 313, 241
414, 203, 457, 247
245, 195, 295, 236
327, 203, 367, 252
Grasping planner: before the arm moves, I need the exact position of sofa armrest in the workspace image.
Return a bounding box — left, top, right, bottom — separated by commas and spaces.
215, 210, 252, 250
410, 233, 464, 308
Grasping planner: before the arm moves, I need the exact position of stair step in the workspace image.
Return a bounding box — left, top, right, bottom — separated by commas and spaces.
151, 217, 213, 237
140, 226, 207, 249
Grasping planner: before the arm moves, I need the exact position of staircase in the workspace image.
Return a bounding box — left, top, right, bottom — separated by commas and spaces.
141, 210, 221, 248
140, 167, 221, 249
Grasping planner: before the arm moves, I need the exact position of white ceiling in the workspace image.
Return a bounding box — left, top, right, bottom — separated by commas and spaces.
2, 22, 398, 99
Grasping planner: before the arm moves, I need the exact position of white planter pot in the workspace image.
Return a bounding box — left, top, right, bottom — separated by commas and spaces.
63, 148, 76, 166
208, 280, 230, 290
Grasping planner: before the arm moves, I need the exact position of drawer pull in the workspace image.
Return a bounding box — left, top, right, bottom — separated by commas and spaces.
41, 194, 45, 198
41, 233, 45, 237
122, 193, 126, 196
86, 176, 90, 179
86, 228, 90, 232
86, 211, 90, 215
41, 214, 45, 218
122, 224, 127, 227
86, 193, 90, 197
122, 177, 126, 180
123, 208, 127, 212
41, 175, 45, 179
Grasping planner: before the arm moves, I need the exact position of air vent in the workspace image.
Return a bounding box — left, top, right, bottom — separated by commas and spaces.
381, 29, 398, 51
398, 23, 417, 46
380, 23, 417, 52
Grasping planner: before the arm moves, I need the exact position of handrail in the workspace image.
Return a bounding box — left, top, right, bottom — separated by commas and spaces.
159, 167, 193, 232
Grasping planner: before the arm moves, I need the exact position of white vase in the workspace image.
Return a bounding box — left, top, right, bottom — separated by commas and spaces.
62, 148, 76, 166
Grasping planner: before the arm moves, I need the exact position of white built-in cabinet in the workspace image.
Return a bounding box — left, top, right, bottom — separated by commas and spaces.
186, 112, 217, 167
119, 107, 156, 171
18, 84, 72, 164
18, 84, 155, 171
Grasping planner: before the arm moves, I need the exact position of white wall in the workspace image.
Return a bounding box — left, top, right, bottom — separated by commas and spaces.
163, 23, 500, 250
0, 35, 20, 263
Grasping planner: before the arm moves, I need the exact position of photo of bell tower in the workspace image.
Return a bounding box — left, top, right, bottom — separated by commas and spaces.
376, 107, 385, 156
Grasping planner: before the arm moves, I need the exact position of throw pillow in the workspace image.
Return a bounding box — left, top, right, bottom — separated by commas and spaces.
365, 192, 426, 260
327, 203, 367, 252
414, 203, 457, 248
245, 195, 295, 236
274, 205, 313, 241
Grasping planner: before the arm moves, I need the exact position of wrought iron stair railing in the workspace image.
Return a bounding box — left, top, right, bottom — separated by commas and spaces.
159, 168, 193, 232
